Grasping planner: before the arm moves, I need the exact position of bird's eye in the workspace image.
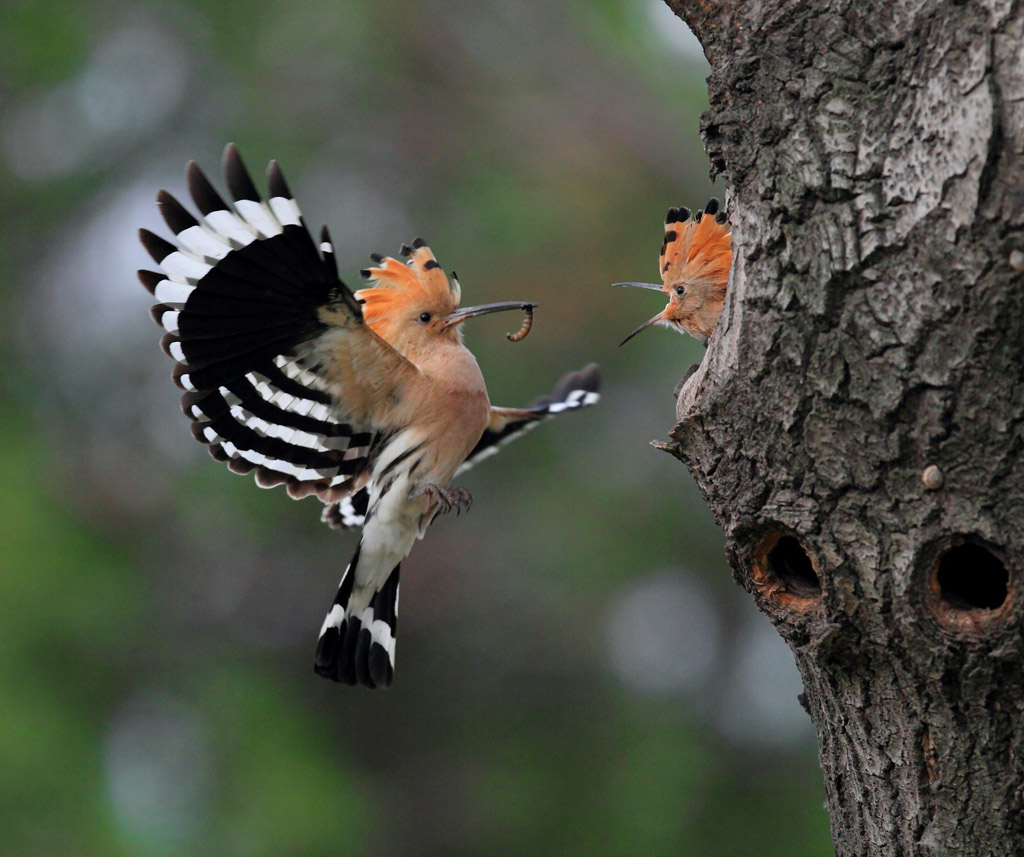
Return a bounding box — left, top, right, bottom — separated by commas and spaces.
419, 312, 432, 323
675, 285, 686, 296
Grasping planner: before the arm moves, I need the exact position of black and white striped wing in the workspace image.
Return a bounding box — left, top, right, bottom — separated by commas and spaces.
458, 362, 601, 474
139, 144, 370, 502
321, 363, 601, 530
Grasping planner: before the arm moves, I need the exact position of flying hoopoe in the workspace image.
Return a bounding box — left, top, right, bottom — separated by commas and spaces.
616, 199, 732, 346
139, 144, 600, 689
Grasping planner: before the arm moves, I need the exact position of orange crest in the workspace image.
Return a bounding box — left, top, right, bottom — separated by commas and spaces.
355, 238, 460, 341
659, 200, 731, 293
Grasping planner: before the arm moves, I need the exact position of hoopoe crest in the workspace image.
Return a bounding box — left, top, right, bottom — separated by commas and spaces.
616, 198, 732, 346
139, 144, 600, 689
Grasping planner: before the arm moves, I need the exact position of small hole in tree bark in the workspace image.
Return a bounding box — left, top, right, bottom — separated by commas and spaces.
767, 536, 821, 598
936, 543, 1008, 610
750, 532, 821, 613
924, 537, 1014, 635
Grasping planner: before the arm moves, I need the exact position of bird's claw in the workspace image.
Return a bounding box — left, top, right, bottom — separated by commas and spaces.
412, 483, 473, 516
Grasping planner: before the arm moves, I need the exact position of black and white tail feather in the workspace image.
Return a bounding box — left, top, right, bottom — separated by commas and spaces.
140, 144, 600, 689
314, 543, 400, 688
312, 362, 600, 688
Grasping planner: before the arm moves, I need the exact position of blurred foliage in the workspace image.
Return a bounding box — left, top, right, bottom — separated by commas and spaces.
0, 0, 832, 854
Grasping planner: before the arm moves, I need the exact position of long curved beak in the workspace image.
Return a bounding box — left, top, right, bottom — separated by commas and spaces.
443, 301, 537, 328
612, 281, 664, 292
619, 313, 663, 346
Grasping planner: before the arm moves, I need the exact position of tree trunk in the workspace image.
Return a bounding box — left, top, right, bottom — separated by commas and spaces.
662, 0, 1024, 854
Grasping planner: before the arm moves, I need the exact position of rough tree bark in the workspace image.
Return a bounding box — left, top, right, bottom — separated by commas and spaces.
661, 1, 1024, 854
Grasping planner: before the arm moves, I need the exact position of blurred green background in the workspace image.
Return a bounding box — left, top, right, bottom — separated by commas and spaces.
1, 0, 832, 854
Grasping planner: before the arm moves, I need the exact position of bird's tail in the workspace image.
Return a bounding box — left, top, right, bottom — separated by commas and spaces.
314, 540, 400, 689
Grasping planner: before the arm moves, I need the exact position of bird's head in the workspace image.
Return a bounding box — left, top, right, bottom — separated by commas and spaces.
356, 239, 532, 359
615, 200, 731, 345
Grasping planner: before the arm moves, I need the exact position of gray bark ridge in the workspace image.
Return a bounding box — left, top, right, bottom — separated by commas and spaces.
664, 1, 1024, 854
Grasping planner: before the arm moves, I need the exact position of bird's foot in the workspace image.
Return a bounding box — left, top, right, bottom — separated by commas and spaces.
411, 483, 473, 516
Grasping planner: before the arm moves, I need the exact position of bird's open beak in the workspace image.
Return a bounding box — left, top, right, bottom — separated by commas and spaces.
614, 282, 667, 346
612, 281, 664, 292
619, 313, 663, 346
442, 301, 538, 328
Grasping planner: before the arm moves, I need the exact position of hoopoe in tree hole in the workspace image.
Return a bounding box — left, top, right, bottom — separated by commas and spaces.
139, 144, 600, 689
616, 199, 732, 346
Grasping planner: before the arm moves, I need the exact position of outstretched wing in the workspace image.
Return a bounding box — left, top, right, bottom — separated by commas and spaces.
459, 362, 601, 473
139, 144, 415, 502
321, 363, 601, 530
